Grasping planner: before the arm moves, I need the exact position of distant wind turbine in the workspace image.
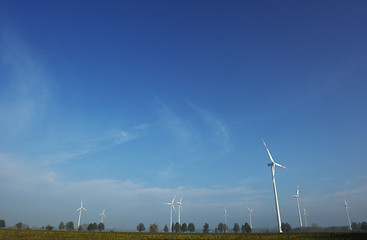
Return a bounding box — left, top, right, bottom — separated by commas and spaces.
164, 195, 176, 233
76, 200, 87, 229
99, 209, 106, 224
344, 200, 352, 230
248, 207, 254, 229
303, 208, 308, 228
262, 139, 286, 233
177, 197, 183, 225
293, 185, 303, 228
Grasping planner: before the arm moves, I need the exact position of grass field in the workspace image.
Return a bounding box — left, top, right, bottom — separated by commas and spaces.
1, 229, 367, 240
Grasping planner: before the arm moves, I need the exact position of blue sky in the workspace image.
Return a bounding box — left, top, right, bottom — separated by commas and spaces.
0, 0, 367, 231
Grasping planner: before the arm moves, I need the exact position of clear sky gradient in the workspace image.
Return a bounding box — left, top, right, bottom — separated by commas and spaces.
0, 0, 367, 231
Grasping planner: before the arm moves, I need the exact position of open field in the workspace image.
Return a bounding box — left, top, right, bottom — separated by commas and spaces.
1, 230, 367, 240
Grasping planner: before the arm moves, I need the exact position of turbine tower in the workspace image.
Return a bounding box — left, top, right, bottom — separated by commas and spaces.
262, 139, 286, 233
248, 207, 254, 229
344, 200, 352, 230
76, 200, 87, 229
177, 197, 183, 225
303, 208, 308, 228
224, 208, 228, 233
99, 209, 106, 224
164, 195, 176, 232
293, 185, 303, 228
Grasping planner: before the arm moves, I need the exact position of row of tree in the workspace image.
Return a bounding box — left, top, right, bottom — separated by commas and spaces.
4, 221, 103, 231
4, 219, 367, 232
351, 222, 367, 231
136, 222, 253, 233
137, 222, 196, 233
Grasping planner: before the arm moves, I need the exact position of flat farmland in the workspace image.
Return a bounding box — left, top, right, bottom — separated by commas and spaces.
0, 230, 367, 240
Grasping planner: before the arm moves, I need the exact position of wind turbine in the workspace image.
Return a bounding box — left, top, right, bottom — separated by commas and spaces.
248, 207, 254, 229
177, 197, 183, 225
262, 139, 286, 233
303, 208, 308, 228
293, 185, 303, 228
344, 200, 352, 230
164, 195, 176, 232
224, 208, 228, 233
76, 200, 87, 229
99, 209, 106, 224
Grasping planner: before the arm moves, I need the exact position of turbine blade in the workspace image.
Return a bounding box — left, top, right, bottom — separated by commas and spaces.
274, 162, 286, 169
297, 185, 299, 196
262, 139, 275, 163
171, 195, 176, 204
172, 205, 177, 213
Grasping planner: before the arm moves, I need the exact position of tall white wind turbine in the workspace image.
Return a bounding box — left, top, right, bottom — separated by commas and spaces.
344, 200, 352, 230
164, 195, 176, 232
262, 139, 286, 233
76, 200, 87, 229
248, 207, 254, 229
293, 185, 303, 228
99, 209, 106, 224
177, 197, 183, 225
303, 208, 308, 228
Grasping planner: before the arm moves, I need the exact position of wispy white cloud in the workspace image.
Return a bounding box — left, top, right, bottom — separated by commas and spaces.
156, 100, 198, 143
0, 156, 262, 229
188, 102, 232, 153
156, 164, 176, 182
0, 28, 51, 136
133, 123, 150, 130
41, 125, 148, 165
156, 100, 231, 153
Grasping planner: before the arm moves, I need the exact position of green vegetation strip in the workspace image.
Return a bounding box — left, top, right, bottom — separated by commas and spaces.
0, 230, 367, 240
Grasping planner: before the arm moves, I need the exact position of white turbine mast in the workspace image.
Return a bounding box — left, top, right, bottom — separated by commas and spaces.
177, 197, 183, 225
344, 200, 352, 230
99, 209, 106, 224
248, 207, 254, 229
293, 185, 303, 228
76, 200, 87, 229
303, 208, 308, 228
224, 208, 228, 233
164, 195, 176, 233
262, 139, 286, 233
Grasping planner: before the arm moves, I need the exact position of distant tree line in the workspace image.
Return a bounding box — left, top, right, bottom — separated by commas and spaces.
142, 222, 196, 233
351, 222, 367, 231
213, 222, 252, 233
5, 218, 367, 233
